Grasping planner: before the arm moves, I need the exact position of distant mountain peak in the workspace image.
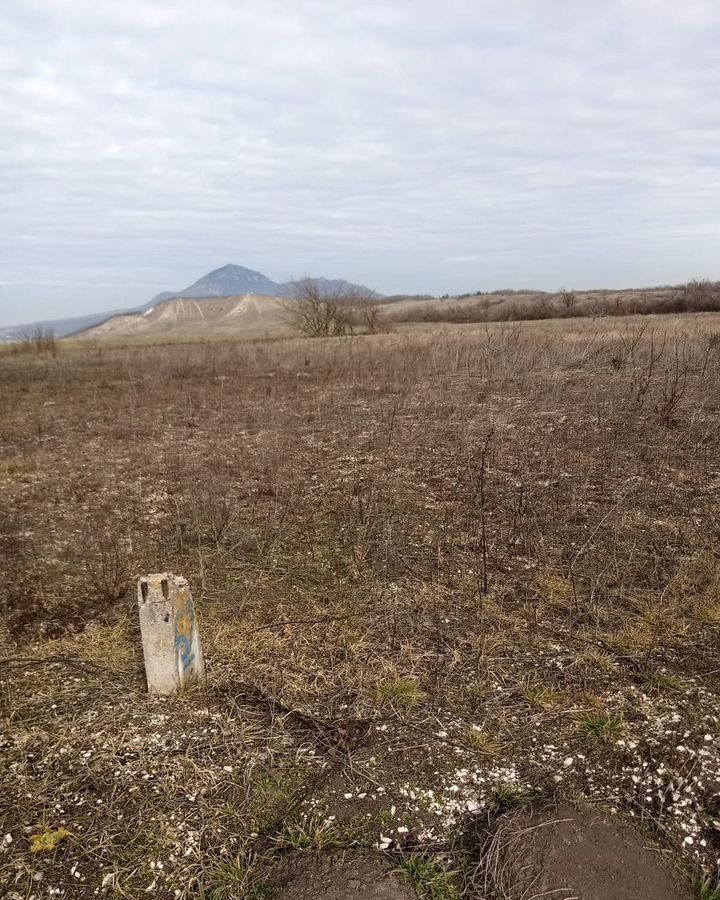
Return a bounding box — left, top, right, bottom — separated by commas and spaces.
208, 263, 264, 277
147, 265, 377, 307
148, 264, 280, 305
2, 264, 380, 339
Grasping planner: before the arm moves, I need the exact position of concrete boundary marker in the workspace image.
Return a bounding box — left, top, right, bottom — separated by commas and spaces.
137, 573, 206, 694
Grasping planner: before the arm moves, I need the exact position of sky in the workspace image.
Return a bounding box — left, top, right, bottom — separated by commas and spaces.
1, 0, 719, 326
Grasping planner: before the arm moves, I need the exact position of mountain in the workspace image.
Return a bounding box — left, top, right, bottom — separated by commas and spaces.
148, 264, 282, 305
1, 265, 379, 340
146, 265, 377, 305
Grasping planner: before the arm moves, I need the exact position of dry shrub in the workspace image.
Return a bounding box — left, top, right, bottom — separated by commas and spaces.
81, 523, 132, 605
389, 280, 720, 326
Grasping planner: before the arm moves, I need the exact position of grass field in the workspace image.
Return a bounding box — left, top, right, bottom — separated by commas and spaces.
2, 313, 720, 898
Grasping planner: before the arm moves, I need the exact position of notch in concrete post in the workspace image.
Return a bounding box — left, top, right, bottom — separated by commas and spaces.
137, 573, 205, 695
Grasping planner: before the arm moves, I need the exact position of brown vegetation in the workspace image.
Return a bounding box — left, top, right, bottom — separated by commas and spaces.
286, 278, 388, 337
1, 314, 719, 897
8, 325, 58, 356
392, 280, 720, 325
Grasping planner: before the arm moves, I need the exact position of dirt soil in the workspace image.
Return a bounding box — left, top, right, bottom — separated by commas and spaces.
276, 853, 417, 900
486, 801, 693, 900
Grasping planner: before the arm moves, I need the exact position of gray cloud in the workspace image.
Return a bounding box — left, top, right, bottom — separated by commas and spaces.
1, 0, 719, 324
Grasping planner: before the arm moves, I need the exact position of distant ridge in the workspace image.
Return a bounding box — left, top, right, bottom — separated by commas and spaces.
0, 307, 135, 343
146, 264, 377, 306
0, 265, 379, 340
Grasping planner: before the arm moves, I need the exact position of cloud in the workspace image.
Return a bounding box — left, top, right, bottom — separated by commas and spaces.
1, 0, 719, 323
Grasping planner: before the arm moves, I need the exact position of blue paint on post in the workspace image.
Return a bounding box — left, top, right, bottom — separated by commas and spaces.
174, 593, 197, 674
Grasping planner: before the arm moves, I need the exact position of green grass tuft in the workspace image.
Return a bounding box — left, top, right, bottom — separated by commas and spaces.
273, 816, 344, 851
695, 878, 720, 900
376, 677, 425, 710
487, 783, 542, 812
396, 856, 461, 900
204, 855, 276, 900
576, 711, 624, 745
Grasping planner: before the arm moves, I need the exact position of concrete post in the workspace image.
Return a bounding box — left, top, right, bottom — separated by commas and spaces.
137, 573, 205, 695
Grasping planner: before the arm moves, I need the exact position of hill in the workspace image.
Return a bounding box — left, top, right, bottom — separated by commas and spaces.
82, 294, 290, 339
1, 265, 378, 340
0, 306, 139, 342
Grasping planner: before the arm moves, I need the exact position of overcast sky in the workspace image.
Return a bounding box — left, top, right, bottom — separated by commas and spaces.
1, 0, 719, 325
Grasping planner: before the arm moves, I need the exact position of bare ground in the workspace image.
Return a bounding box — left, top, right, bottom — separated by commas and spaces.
479, 800, 692, 899
275, 853, 417, 900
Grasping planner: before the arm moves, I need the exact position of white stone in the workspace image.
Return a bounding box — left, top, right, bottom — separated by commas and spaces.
137, 574, 205, 695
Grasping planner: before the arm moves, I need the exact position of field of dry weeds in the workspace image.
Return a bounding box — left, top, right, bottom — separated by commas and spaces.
2, 314, 720, 898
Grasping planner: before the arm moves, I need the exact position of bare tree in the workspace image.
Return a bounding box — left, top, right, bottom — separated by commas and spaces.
19, 325, 57, 355
559, 288, 577, 311
683, 279, 720, 312
286, 279, 385, 337
285, 279, 353, 337
351, 295, 391, 335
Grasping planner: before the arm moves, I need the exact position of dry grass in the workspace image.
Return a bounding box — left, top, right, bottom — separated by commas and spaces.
1, 313, 720, 897
391, 280, 720, 325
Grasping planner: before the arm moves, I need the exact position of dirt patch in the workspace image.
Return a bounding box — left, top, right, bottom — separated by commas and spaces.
482, 800, 692, 900
275, 852, 416, 900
